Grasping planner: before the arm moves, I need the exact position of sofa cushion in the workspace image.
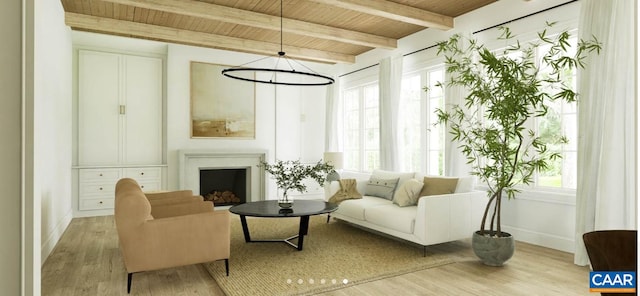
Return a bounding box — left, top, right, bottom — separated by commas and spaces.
365, 176, 399, 200
328, 179, 363, 204
365, 204, 417, 234
419, 176, 458, 197
372, 169, 415, 188
392, 178, 424, 207
334, 196, 392, 220
415, 174, 474, 193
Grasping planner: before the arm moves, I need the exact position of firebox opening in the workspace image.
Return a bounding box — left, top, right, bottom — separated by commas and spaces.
199, 168, 247, 206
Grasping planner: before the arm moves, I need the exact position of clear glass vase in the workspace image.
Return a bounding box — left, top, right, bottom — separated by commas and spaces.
278, 190, 293, 208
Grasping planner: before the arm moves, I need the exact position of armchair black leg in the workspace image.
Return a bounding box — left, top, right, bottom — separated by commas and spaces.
326, 214, 331, 223
225, 258, 229, 276
127, 273, 133, 294
423, 246, 427, 257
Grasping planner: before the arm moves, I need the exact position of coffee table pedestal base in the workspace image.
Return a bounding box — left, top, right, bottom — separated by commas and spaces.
239, 215, 310, 251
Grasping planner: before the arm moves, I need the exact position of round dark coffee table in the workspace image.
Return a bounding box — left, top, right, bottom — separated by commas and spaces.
229, 200, 338, 251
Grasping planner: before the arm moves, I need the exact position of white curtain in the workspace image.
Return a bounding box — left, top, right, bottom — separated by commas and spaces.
574, 0, 636, 266
324, 75, 341, 152
379, 56, 403, 171
443, 79, 472, 177
443, 32, 473, 178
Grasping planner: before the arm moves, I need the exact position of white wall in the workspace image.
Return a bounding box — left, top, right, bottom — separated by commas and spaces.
37, 0, 74, 264
0, 0, 26, 294
330, 0, 583, 253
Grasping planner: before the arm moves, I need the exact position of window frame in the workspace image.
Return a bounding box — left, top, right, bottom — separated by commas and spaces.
399, 64, 446, 175
340, 77, 380, 173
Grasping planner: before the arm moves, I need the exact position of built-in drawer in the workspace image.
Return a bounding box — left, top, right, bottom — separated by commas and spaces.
123, 167, 162, 179
138, 180, 161, 192
79, 168, 121, 183
80, 197, 115, 211
80, 183, 116, 195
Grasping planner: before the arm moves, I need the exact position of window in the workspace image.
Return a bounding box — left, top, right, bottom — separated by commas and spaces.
399, 67, 445, 175
535, 37, 579, 189
342, 83, 380, 172
491, 34, 578, 190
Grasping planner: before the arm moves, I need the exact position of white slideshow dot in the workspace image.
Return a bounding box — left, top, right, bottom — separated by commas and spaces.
343, 279, 349, 284
297, 279, 304, 285
286, 279, 292, 284
309, 279, 315, 284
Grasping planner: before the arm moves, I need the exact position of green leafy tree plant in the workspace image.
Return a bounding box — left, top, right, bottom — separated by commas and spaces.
434, 24, 600, 238
260, 159, 334, 202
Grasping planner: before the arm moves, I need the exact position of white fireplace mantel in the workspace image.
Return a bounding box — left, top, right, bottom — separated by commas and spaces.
178, 149, 267, 201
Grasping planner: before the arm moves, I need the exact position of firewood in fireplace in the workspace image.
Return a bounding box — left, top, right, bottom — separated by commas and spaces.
204, 190, 241, 204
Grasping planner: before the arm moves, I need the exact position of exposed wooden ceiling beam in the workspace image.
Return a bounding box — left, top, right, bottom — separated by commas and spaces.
64, 12, 355, 64
310, 0, 454, 30
101, 0, 397, 49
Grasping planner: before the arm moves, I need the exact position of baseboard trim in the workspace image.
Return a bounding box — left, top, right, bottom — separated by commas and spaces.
502, 225, 575, 253
41, 210, 73, 265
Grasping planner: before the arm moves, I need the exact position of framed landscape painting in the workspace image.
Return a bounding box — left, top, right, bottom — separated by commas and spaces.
190, 61, 256, 138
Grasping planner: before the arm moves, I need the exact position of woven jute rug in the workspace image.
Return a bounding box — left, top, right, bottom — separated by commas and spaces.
204, 212, 456, 296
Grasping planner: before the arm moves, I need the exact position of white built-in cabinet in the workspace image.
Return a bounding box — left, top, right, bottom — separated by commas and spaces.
78, 50, 162, 165
74, 49, 164, 216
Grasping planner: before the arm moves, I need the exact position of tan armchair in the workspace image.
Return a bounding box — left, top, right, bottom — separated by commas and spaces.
115, 178, 230, 294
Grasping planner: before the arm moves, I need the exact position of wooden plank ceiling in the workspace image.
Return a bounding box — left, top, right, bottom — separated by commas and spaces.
61, 0, 496, 64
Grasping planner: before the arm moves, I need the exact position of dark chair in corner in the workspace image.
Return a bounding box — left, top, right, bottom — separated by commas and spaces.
115, 178, 230, 294
583, 230, 637, 296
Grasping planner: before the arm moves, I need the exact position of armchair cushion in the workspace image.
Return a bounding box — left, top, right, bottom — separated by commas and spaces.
146, 190, 204, 207
151, 200, 215, 219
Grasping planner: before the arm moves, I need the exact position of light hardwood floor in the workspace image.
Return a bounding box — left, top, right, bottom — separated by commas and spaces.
42, 216, 592, 295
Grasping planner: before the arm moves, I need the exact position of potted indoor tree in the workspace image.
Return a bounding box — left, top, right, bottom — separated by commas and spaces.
433, 24, 600, 266
260, 159, 334, 208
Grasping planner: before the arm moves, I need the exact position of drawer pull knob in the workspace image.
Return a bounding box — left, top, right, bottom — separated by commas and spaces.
141, 185, 145, 189
99, 187, 103, 190
99, 173, 103, 176
99, 201, 103, 204
141, 172, 144, 175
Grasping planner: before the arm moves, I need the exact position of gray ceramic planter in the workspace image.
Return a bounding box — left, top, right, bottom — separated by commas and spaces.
472, 231, 515, 266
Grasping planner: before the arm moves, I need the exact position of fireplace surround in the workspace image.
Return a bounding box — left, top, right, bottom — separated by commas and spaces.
178, 150, 267, 204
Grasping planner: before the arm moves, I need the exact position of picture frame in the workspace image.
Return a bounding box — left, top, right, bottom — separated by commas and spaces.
190, 61, 256, 138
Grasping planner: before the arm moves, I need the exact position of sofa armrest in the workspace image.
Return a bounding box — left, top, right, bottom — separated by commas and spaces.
151, 201, 215, 218
413, 191, 486, 244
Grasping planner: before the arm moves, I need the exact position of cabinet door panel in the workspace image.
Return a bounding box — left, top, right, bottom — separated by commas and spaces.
78, 51, 121, 165
122, 55, 163, 164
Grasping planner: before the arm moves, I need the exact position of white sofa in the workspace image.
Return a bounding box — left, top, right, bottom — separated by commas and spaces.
325, 170, 486, 255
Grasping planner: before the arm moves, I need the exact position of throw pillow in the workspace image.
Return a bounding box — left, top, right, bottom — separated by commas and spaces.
364, 176, 399, 200
371, 169, 415, 189
328, 179, 363, 204
419, 176, 459, 197
392, 178, 424, 207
